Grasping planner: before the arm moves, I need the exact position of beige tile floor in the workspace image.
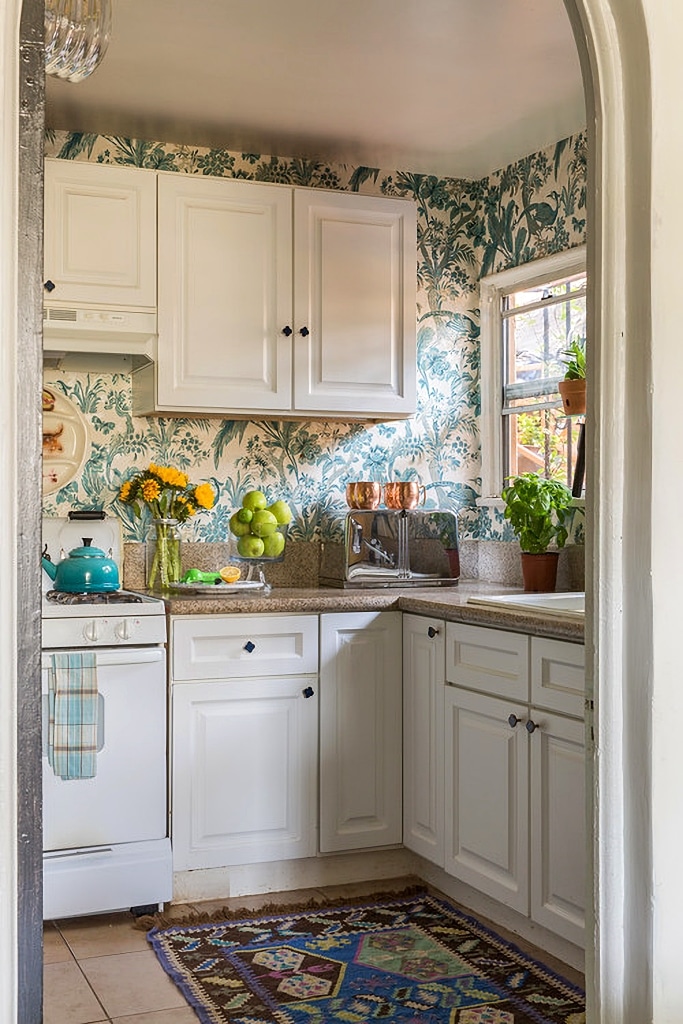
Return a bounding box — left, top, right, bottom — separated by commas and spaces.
43, 877, 584, 1023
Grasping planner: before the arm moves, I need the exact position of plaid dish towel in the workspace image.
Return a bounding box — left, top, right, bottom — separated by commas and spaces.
47, 652, 99, 780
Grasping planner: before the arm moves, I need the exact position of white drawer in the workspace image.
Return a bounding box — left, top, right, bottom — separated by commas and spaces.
445, 622, 528, 702
171, 614, 318, 681
530, 637, 585, 717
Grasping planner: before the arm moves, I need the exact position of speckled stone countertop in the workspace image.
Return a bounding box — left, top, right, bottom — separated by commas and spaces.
159, 579, 584, 643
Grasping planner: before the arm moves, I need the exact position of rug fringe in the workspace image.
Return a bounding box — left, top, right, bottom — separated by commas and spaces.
133, 880, 427, 931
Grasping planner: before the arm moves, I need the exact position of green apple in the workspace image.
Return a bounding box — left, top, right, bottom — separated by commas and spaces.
267, 499, 292, 525
262, 530, 285, 558
250, 509, 278, 537
236, 507, 253, 524
242, 490, 268, 512
237, 534, 265, 559
229, 511, 251, 537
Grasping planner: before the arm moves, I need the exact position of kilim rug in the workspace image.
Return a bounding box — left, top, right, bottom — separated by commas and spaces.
146, 890, 585, 1024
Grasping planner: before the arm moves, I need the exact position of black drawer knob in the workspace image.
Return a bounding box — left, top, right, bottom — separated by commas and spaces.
44, 279, 56, 292
282, 325, 293, 336
302, 686, 315, 699
427, 626, 439, 638
525, 719, 538, 734
299, 326, 310, 337
243, 640, 256, 654
508, 714, 521, 729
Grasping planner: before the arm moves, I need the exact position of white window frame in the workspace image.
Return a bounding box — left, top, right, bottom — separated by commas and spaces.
479, 244, 587, 499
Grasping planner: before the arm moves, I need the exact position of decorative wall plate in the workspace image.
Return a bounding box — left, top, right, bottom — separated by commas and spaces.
42, 387, 89, 496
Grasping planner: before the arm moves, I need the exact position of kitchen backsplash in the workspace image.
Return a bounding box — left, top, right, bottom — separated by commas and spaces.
42, 129, 587, 553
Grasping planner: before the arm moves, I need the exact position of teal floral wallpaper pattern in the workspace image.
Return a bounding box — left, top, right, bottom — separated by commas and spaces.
42, 130, 587, 544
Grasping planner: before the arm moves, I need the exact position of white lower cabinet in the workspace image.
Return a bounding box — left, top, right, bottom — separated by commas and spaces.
403, 613, 445, 865
319, 611, 403, 852
170, 614, 318, 870
403, 615, 586, 948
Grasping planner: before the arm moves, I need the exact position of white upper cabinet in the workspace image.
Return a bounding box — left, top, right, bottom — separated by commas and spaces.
293, 189, 416, 417
134, 173, 416, 419
155, 174, 293, 412
43, 158, 157, 309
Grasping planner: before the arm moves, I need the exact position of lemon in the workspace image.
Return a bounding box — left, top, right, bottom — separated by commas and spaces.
219, 565, 241, 583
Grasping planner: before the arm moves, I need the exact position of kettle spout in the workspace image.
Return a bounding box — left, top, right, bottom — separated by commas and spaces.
41, 555, 57, 581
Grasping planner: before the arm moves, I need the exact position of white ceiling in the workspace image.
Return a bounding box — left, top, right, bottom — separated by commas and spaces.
45, 0, 586, 180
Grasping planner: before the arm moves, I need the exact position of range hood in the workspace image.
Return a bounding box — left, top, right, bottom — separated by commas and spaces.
43, 305, 156, 372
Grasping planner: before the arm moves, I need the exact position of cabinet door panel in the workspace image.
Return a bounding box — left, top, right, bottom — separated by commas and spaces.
157, 174, 292, 411
294, 190, 416, 416
530, 710, 585, 946
172, 676, 317, 870
446, 622, 529, 702
44, 159, 156, 308
531, 638, 585, 717
444, 686, 529, 913
320, 612, 402, 851
403, 614, 445, 865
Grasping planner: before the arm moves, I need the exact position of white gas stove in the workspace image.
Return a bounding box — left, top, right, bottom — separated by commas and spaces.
41, 513, 171, 920
42, 514, 166, 647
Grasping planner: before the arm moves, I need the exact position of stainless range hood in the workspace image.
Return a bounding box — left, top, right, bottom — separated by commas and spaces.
43, 305, 157, 372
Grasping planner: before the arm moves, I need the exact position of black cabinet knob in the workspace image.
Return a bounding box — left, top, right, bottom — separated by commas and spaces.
282, 326, 293, 336
508, 714, 521, 729
44, 279, 56, 292
302, 686, 315, 699
427, 626, 439, 638
243, 640, 256, 654
299, 326, 310, 337
525, 719, 538, 734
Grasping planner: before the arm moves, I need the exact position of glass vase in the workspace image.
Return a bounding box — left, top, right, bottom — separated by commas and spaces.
146, 518, 182, 591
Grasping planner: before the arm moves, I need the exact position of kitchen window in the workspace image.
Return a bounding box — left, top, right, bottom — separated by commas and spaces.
479, 246, 587, 497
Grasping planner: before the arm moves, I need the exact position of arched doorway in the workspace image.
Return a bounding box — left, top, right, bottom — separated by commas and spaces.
3, 2, 680, 1021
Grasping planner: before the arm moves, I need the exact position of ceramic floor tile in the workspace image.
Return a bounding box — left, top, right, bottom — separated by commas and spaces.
56, 911, 151, 959
79, 948, 188, 1018
43, 923, 74, 964
110, 1010, 199, 1024
188, 885, 324, 917
43, 961, 108, 1024
310, 874, 421, 901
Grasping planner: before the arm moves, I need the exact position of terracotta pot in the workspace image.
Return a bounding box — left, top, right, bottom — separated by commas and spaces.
520, 551, 559, 593
558, 378, 586, 416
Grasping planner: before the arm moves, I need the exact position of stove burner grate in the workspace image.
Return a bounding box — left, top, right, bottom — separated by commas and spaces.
46, 589, 144, 605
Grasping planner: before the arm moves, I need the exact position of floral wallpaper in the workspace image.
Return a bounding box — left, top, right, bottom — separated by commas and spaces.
42, 130, 587, 545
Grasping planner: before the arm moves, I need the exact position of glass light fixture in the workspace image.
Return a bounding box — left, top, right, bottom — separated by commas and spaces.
45, 0, 112, 83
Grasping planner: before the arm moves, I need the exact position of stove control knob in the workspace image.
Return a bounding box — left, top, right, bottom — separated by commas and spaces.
83, 620, 99, 643
114, 618, 136, 641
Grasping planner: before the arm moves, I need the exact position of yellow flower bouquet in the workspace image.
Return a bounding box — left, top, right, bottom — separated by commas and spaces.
118, 463, 216, 590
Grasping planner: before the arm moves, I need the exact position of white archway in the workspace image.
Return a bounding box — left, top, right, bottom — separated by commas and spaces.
4, 1, 683, 1021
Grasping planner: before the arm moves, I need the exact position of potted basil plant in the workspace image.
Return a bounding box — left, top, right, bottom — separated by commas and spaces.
501, 473, 573, 592
558, 336, 586, 416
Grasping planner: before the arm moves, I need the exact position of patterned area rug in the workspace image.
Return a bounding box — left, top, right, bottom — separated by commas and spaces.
147, 890, 585, 1023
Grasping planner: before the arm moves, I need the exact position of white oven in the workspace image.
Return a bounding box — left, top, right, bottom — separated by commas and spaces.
41, 515, 172, 920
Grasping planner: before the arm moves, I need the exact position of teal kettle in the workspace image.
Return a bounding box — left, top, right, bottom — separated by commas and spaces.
42, 537, 121, 593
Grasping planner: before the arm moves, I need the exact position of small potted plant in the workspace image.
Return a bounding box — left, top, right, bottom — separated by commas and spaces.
501, 472, 573, 592
558, 336, 586, 416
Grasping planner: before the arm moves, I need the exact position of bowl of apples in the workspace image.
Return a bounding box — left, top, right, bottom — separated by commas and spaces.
228, 490, 292, 564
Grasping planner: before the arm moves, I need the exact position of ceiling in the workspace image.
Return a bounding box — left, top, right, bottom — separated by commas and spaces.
45, 0, 586, 180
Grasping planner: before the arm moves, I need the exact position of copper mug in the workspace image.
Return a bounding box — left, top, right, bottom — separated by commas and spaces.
383, 481, 426, 510
346, 481, 382, 510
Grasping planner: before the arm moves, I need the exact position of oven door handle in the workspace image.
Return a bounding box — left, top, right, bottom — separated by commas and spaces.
41, 648, 164, 669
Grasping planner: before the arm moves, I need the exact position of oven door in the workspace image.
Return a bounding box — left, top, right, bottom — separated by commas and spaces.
42, 646, 167, 852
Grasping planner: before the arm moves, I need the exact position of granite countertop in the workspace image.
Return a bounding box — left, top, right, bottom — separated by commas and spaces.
160, 579, 584, 643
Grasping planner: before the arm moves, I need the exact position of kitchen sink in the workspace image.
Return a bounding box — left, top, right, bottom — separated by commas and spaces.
467, 592, 585, 618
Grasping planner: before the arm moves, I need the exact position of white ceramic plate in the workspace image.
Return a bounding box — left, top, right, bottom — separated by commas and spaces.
170, 580, 267, 594
42, 387, 89, 496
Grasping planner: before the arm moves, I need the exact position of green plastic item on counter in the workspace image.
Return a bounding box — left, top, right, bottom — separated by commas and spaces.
181, 568, 222, 584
